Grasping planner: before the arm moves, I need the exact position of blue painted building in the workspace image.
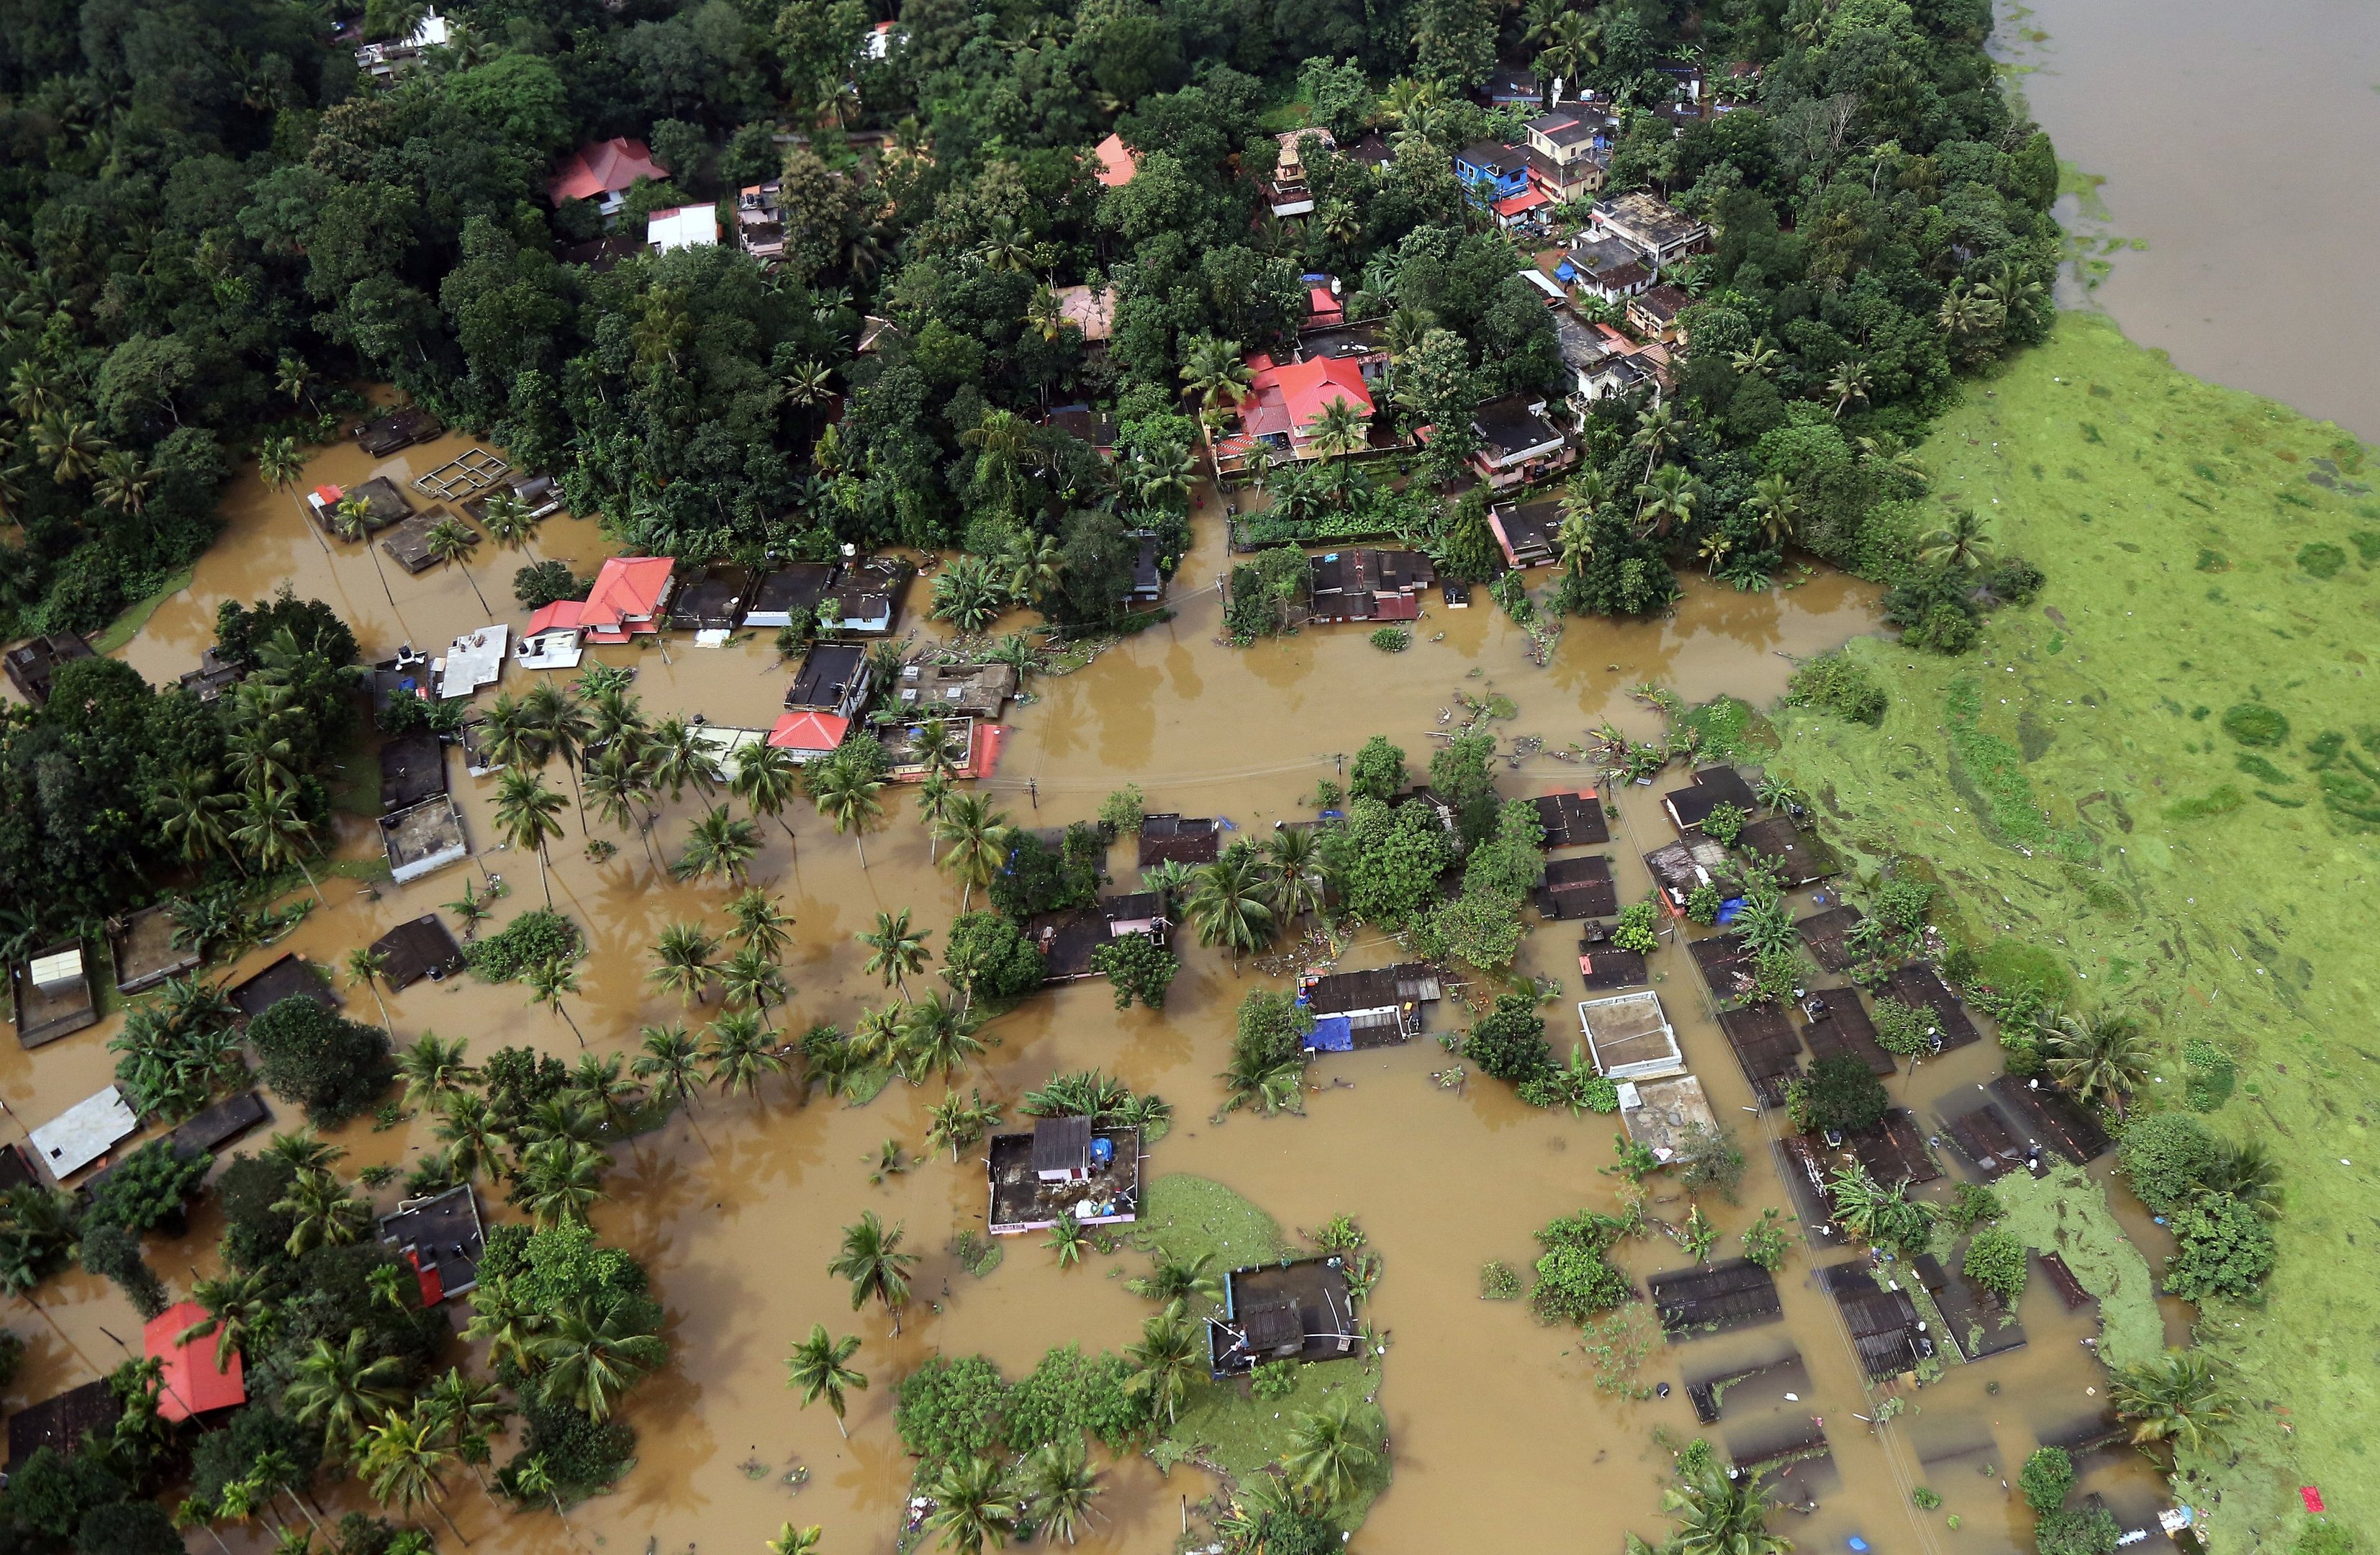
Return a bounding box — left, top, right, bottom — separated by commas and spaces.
1453, 140, 1529, 202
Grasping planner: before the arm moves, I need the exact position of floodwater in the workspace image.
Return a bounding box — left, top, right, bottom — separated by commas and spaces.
10, 431, 2166, 1554
1998, 0, 2380, 441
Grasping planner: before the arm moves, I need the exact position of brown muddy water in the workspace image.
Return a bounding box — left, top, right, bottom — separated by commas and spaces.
1997, 0, 2380, 441
14, 433, 2168, 1554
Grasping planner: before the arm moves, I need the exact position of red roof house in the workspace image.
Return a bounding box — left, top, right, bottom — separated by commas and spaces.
549, 138, 668, 212
1304, 285, 1345, 330
766, 711, 852, 761
1091, 133, 1138, 189
144, 1302, 247, 1423
1215, 353, 1377, 471
576, 557, 675, 643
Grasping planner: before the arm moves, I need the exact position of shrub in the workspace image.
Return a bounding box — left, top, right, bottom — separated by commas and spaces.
464, 909, 583, 982
1529, 1210, 1632, 1323
1683, 882, 1722, 924
245, 996, 394, 1127
2017, 1446, 2073, 1515
2117, 1112, 2220, 1217
1963, 1227, 2027, 1305
1942, 1182, 2003, 1232
504, 1400, 636, 1499
1090, 932, 1177, 1011
1098, 784, 1146, 834
2163, 1192, 2276, 1301
945, 911, 1048, 1005
1701, 802, 1748, 846
2220, 703, 2289, 747
83, 1140, 212, 1233
1347, 735, 1406, 803
1003, 1345, 1144, 1453
1368, 626, 1411, 652
1613, 898, 1661, 954
1676, 1122, 1747, 1199
1465, 994, 1551, 1082
2183, 1040, 2236, 1112
1980, 556, 2046, 605
1479, 1260, 1524, 1299
78, 1226, 168, 1320
1793, 1055, 1889, 1135
2298, 541, 2347, 579
5, 1448, 127, 1540
1870, 996, 1932, 1057
2036, 1505, 2119, 1555
1739, 1209, 1791, 1273
894, 1354, 1010, 1464
1873, 878, 1934, 932
513, 559, 590, 610
1786, 649, 1888, 725
1251, 1360, 1299, 1401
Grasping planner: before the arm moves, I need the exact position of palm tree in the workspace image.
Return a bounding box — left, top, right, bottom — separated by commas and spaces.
898, 993, 983, 1081
811, 758, 886, 867
515, 1137, 610, 1228
719, 943, 789, 1026
784, 1324, 867, 1438
182, 1270, 276, 1369
267, 1129, 347, 1173
935, 794, 1011, 911
2044, 1012, 2149, 1117
155, 769, 237, 868
1125, 1300, 1201, 1426
1260, 827, 1332, 924
915, 772, 958, 863
524, 957, 587, 1047
493, 769, 566, 907
1917, 508, 1994, 572
432, 1093, 509, 1184
731, 742, 804, 845
522, 681, 597, 818
921, 1455, 1017, 1555
647, 716, 722, 800
533, 1299, 666, 1423
93, 448, 152, 515
2202, 1139, 2281, 1217
723, 887, 794, 957
1282, 1392, 1382, 1510
1307, 396, 1369, 461
397, 1032, 476, 1113
703, 1009, 786, 1099
423, 516, 492, 617
342, 947, 394, 1029
1016, 1437, 1102, 1545
1662, 1459, 1791, 1555
1634, 464, 1697, 539
631, 1024, 710, 1150
1631, 400, 1680, 482
274, 1169, 370, 1256
33, 411, 109, 483
778, 357, 835, 409
924, 1088, 1003, 1162
359, 1406, 470, 1546
1218, 1043, 1305, 1117
1732, 337, 1781, 377
767, 1525, 823, 1555
233, 784, 325, 904
327, 492, 402, 615
1002, 533, 1063, 610
1179, 335, 1254, 459
1186, 852, 1275, 964
476, 692, 540, 774
677, 804, 762, 884
1538, 7, 1600, 84
479, 492, 542, 561
570, 1051, 644, 1145
1826, 359, 1873, 418
584, 743, 657, 866
829, 1212, 918, 1333
2111, 1351, 2236, 1456
649, 923, 720, 1006
909, 718, 964, 784
286, 1328, 407, 1454
851, 1004, 907, 1073
859, 909, 931, 997
422, 1366, 511, 1492
1744, 474, 1800, 550
1128, 1250, 1222, 1305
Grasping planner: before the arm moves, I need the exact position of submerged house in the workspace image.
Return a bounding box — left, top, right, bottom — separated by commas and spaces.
765, 710, 851, 763
12, 943, 97, 1049
895, 660, 1017, 721
4, 632, 91, 706
1298, 961, 1442, 1050
743, 562, 841, 628
1137, 813, 1221, 867
1578, 990, 1684, 1081
1207, 1258, 1362, 1377
786, 641, 874, 719
575, 556, 676, 643
378, 1184, 487, 1304
668, 564, 751, 634
1489, 498, 1561, 569
987, 1119, 1141, 1235
1306, 548, 1436, 623
380, 797, 469, 884
1662, 765, 1759, 834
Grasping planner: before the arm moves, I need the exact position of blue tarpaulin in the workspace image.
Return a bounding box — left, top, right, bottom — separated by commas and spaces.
1305, 1015, 1354, 1053
1715, 897, 1751, 924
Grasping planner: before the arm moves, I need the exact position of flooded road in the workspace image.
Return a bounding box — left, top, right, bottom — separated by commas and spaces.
9, 436, 2164, 1553
1999, 0, 2380, 440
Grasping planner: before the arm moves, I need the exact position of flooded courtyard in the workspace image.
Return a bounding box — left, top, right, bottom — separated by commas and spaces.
8, 428, 2175, 1553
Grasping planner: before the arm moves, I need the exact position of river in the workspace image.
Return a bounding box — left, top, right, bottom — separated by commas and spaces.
6, 423, 2174, 1554
1999, 0, 2380, 441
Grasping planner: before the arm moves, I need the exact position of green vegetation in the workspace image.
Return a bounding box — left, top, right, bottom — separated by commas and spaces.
1769, 315, 2377, 1536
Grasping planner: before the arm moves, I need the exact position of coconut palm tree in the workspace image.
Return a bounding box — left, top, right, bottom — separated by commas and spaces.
2111, 1351, 2236, 1456
647, 716, 722, 801
515, 1137, 610, 1228
92, 448, 152, 515
359, 1406, 469, 1546
859, 909, 931, 997
2044, 1012, 2149, 1117
478, 492, 542, 561
907, 718, 964, 784
921, 1455, 1017, 1555
1917, 508, 1995, 573
935, 794, 1012, 910
522, 680, 597, 819
533, 1300, 665, 1423
432, 1093, 508, 1184
1128, 1250, 1222, 1306
1744, 474, 1800, 550
1634, 463, 1698, 539
811, 759, 886, 867
1825, 359, 1873, 418
342, 947, 394, 1029
731, 742, 804, 845
648, 922, 720, 1006
422, 1366, 510, 1493
182, 1269, 276, 1369
155, 770, 237, 869
2202, 1139, 2281, 1216
767, 1525, 823, 1555
850, 1004, 907, 1072
273, 1169, 370, 1256
524, 958, 588, 1047
677, 804, 761, 885
1125, 1300, 1201, 1426
829, 1212, 917, 1333
1179, 335, 1254, 460
584, 743, 657, 866
1260, 827, 1333, 924
476, 692, 540, 774
924, 1088, 1003, 1162
784, 1325, 867, 1438
233, 784, 325, 904
422, 516, 491, 617
325, 492, 402, 615
631, 1024, 710, 1150
1186, 852, 1275, 964
1630, 400, 1680, 482
1307, 396, 1369, 462
1018, 1436, 1103, 1545
702, 1008, 786, 1099
719, 943, 789, 1026
286, 1328, 407, 1454
1282, 1392, 1382, 1510
1218, 1043, 1306, 1117
493, 768, 566, 907
898, 992, 982, 1081
397, 1033, 476, 1114
1003, 533, 1064, 610
1662, 1459, 1791, 1555
915, 772, 958, 863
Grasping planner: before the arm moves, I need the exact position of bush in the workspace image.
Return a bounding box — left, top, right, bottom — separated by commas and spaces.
5, 1448, 128, 1540
216, 1154, 301, 1271
1980, 556, 2046, 605
504, 1400, 636, 1499
1683, 882, 1722, 924
245, 996, 394, 1128
1251, 1360, 1299, 1401
513, 559, 590, 610
2017, 1446, 2073, 1515
84, 1140, 212, 1233
1872, 878, 1934, 933
464, 909, 583, 982
1870, 996, 1932, 1058
1479, 1260, 1524, 1299
1347, 735, 1406, 803
1942, 1182, 2003, 1232
78, 1227, 168, 1320
1613, 898, 1661, 954
1786, 649, 1888, 725
1530, 1209, 1632, 1323
894, 1354, 1010, 1464
1003, 1345, 1144, 1453
1090, 932, 1176, 1011
1793, 1054, 1888, 1135
2117, 1113, 2220, 1217
1676, 1122, 1747, 1199
1368, 626, 1411, 652
76, 1499, 184, 1555
2163, 1192, 2276, 1301
945, 911, 1048, 1005
1465, 994, 1551, 1082
1963, 1227, 2027, 1305
2220, 703, 2289, 747
2183, 1040, 2235, 1112
1701, 802, 1748, 846
1098, 784, 1146, 834
2036, 1505, 2119, 1555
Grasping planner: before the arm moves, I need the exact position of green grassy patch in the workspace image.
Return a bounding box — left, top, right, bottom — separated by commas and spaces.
90, 567, 194, 654
1991, 1165, 2161, 1368
1769, 314, 2380, 1551
1131, 1173, 1293, 1269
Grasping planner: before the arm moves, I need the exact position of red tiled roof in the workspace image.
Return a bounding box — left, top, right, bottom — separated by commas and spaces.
548, 138, 666, 207
145, 1302, 247, 1422
1092, 133, 1137, 189
578, 556, 674, 631
767, 711, 851, 752
524, 600, 584, 635
1256, 356, 1372, 432
1493, 188, 1552, 218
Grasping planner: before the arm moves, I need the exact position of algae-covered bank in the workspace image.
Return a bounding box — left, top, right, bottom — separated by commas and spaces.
1771, 312, 2379, 1552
